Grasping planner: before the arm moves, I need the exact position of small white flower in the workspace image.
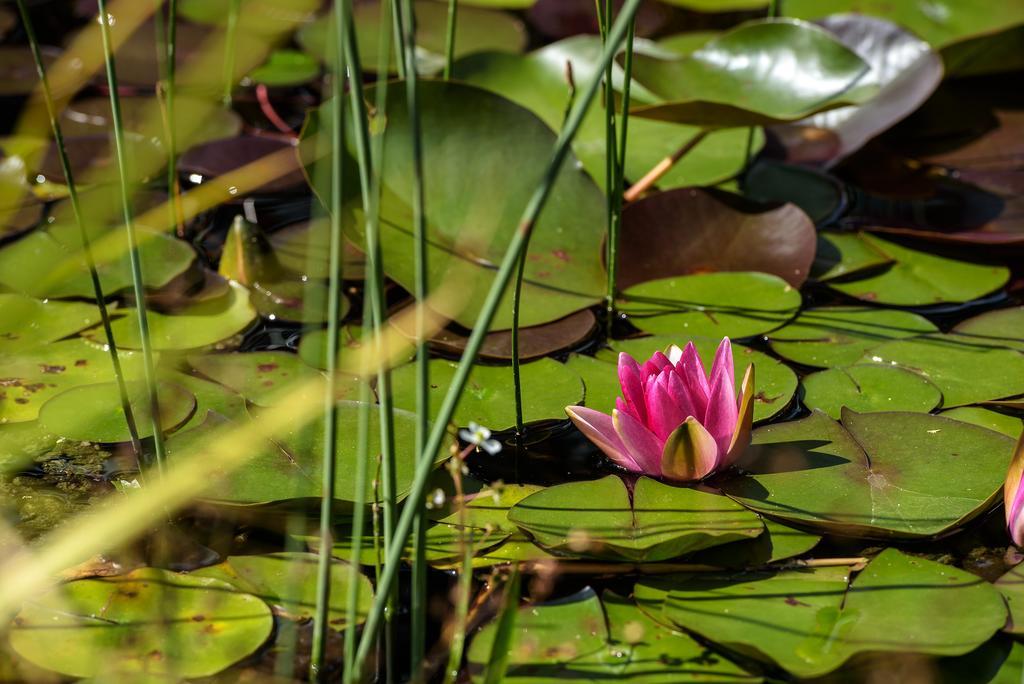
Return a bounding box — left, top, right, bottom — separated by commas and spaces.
112, 478, 142, 494
458, 421, 502, 455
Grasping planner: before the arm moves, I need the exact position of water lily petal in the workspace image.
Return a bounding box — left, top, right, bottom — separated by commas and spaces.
675, 341, 710, 416
666, 369, 700, 423
646, 373, 691, 441
566, 406, 641, 472
721, 364, 755, 469
708, 337, 736, 394
1006, 432, 1024, 546
661, 416, 720, 482
704, 357, 740, 456
617, 352, 647, 423
666, 344, 684, 365
613, 408, 664, 475
641, 351, 673, 378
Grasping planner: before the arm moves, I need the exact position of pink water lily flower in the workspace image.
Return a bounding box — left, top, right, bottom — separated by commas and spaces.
566, 338, 754, 482
1003, 432, 1024, 546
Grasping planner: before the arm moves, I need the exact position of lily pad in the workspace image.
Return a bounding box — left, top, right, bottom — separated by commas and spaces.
468, 587, 757, 683
192, 552, 373, 627
38, 380, 196, 442
826, 233, 1009, 306
188, 350, 342, 408
0, 339, 149, 423
690, 518, 821, 568
97, 282, 257, 351
298, 325, 398, 371
9, 567, 273, 679
452, 37, 760, 193
769, 306, 937, 368
629, 19, 875, 127
0, 294, 105, 355
0, 224, 197, 299
247, 49, 320, 87
606, 335, 798, 422
390, 357, 583, 431
939, 407, 1023, 440
723, 409, 1016, 538
619, 271, 801, 339
952, 306, 1024, 352
618, 188, 817, 289
266, 218, 366, 281
785, 0, 1024, 71
996, 564, 1024, 635
165, 370, 248, 431
858, 334, 1024, 407
297, 1, 526, 76
167, 402, 443, 505
249, 279, 346, 325
801, 365, 943, 418
662, 549, 1005, 678
304, 82, 608, 330
812, 231, 893, 281
508, 475, 764, 562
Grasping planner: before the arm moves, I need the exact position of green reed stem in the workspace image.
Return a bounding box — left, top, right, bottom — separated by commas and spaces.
337, 0, 400, 674
352, 1, 644, 673
482, 568, 520, 684
442, 529, 473, 684
607, 16, 635, 323
601, 0, 617, 328
397, 0, 431, 673
96, 0, 166, 474
443, 0, 457, 80
164, 0, 182, 236
391, 0, 407, 79
310, 3, 349, 677
14, 0, 144, 461
222, 0, 241, 106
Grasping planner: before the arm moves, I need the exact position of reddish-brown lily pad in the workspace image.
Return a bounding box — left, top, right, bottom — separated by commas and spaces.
617, 188, 817, 289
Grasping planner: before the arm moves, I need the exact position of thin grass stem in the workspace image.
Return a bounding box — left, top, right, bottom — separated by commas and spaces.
443, 0, 457, 80
222, 0, 241, 107
164, 0, 183, 237
309, 1, 350, 676
397, 0, 431, 674
482, 568, 520, 684
607, 15, 635, 324
14, 0, 143, 461
352, 1, 644, 673
95, 0, 167, 474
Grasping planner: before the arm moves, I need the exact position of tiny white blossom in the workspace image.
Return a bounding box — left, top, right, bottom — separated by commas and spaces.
425, 488, 446, 510
112, 478, 142, 494
458, 421, 502, 455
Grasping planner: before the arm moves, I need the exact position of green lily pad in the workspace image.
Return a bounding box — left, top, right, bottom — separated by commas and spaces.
167, 402, 443, 505
0, 294, 105, 354
605, 335, 798, 422
97, 282, 257, 351
390, 357, 583, 431
468, 587, 757, 683
940, 407, 1023, 440
769, 306, 937, 368
0, 224, 196, 299
629, 19, 875, 127
996, 564, 1024, 635
249, 279, 347, 325
38, 380, 196, 442
298, 325, 396, 371
165, 370, 248, 431
0, 420, 58, 473
508, 475, 764, 562
452, 37, 759, 193
297, 1, 526, 76
952, 306, 1024, 352
420, 524, 511, 563
801, 365, 942, 418
247, 49, 320, 87
0, 339, 150, 423
437, 484, 544, 533
826, 233, 1010, 306
662, 549, 1004, 678
723, 409, 1016, 538
619, 272, 801, 339
858, 334, 1024, 407
192, 552, 372, 627
690, 518, 821, 568
813, 230, 893, 280
784, 0, 1024, 63
266, 218, 366, 281
188, 351, 343, 407
9, 567, 273, 679
302, 82, 608, 330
